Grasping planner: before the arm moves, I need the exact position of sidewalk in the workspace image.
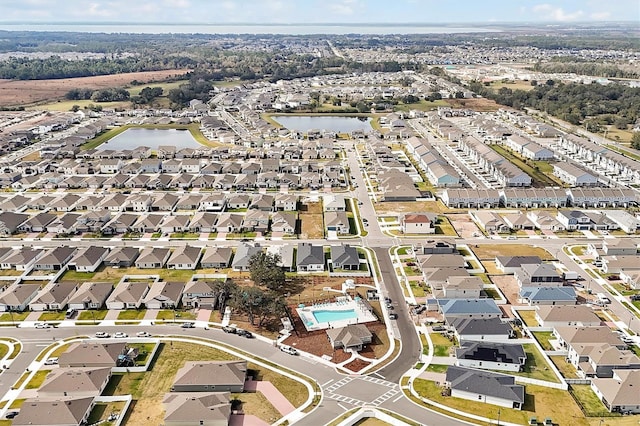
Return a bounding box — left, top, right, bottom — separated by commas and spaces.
244, 379, 295, 416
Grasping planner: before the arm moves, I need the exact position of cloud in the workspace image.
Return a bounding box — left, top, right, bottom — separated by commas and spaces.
532, 3, 584, 21
163, 0, 190, 8
590, 11, 611, 20
329, 0, 360, 16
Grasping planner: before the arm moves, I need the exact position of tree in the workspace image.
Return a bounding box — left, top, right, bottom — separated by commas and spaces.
70, 105, 80, 112
248, 252, 286, 293
631, 131, 640, 150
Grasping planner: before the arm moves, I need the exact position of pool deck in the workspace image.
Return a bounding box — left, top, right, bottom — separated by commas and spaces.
296, 297, 377, 331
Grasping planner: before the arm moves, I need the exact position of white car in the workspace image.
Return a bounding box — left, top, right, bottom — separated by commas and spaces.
279, 345, 299, 356
95, 332, 110, 338
113, 332, 128, 338
136, 331, 151, 337
34, 323, 52, 329
44, 357, 59, 365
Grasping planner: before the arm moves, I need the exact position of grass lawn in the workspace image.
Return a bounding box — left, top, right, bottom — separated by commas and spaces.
8, 342, 21, 359
518, 310, 540, 327
393, 100, 449, 112
169, 232, 199, 239
414, 379, 589, 426
435, 216, 459, 236
77, 310, 108, 322
397, 246, 413, 256
0, 312, 29, 322
570, 385, 618, 418
127, 80, 189, 96
491, 145, 563, 187
425, 364, 449, 373
0, 343, 8, 360
409, 282, 426, 298
90, 266, 201, 283
87, 401, 126, 426
59, 270, 97, 281
156, 310, 197, 321
532, 331, 556, 351
510, 344, 560, 383
117, 310, 147, 321
550, 355, 580, 379
38, 311, 65, 321
471, 244, 553, 261
104, 342, 307, 425
430, 332, 454, 357
25, 370, 51, 389
570, 246, 587, 256
489, 80, 536, 92
231, 391, 281, 424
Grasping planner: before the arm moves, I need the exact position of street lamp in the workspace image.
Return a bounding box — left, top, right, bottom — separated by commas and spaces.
497, 409, 501, 426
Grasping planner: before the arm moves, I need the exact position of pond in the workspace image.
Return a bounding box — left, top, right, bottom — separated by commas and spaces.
101, 128, 203, 150
274, 116, 372, 133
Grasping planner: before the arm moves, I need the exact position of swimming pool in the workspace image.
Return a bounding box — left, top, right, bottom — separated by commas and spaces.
312, 309, 357, 323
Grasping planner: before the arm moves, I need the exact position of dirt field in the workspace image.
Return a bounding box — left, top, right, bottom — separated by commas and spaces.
374, 200, 450, 215
471, 244, 554, 261
0, 69, 190, 107
445, 98, 501, 112
299, 202, 324, 239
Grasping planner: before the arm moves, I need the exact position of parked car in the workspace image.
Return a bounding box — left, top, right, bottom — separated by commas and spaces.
114, 332, 128, 338
386, 304, 395, 310
44, 357, 59, 365
279, 345, 299, 355
222, 326, 237, 334
389, 313, 398, 320
432, 325, 446, 332
237, 329, 253, 338
181, 322, 195, 328
34, 323, 52, 329
136, 331, 151, 337
95, 332, 110, 338
5, 411, 18, 419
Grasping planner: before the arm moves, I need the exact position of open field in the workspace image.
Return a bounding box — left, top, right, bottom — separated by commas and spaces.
489, 80, 536, 92
28, 99, 131, 112
444, 98, 501, 112
2, 69, 189, 107
490, 145, 563, 187
394, 100, 449, 112
375, 200, 450, 214
471, 244, 553, 261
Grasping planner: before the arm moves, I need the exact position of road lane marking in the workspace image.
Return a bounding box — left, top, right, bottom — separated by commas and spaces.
392, 395, 403, 403
322, 379, 334, 386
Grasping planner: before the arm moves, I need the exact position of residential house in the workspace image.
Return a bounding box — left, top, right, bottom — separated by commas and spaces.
17, 212, 57, 233
554, 326, 627, 367
226, 194, 250, 209
445, 366, 525, 410
553, 163, 599, 187
143, 281, 185, 309
296, 243, 325, 272
520, 286, 577, 306
171, 361, 247, 393
439, 299, 503, 321
442, 276, 483, 299
275, 194, 297, 211
132, 214, 164, 234
29, 281, 79, 311
182, 279, 220, 309
0, 211, 29, 235
214, 213, 243, 233
535, 305, 601, 328
103, 247, 139, 268
163, 392, 231, 426
38, 367, 111, 398
67, 246, 109, 273
32, 246, 77, 271
0, 283, 41, 312
270, 211, 296, 235
135, 247, 171, 269
160, 215, 190, 234
591, 370, 640, 414
326, 324, 373, 352
330, 244, 360, 271
556, 210, 592, 231
325, 211, 349, 234
59, 342, 127, 368
471, 211, 509, 234
68, 282, 114, 310
401, 213, 435, 234
456, 341, 526, 372
323, 195, 346, 212
514, 263, 563, 288
231, 243, 262, 272
241, 209, 270, 233
105, 281, 150, 310
450, 317, 514, 342
250, 194, 274, 211
166, 246, 202, 270
12, 397, 95, 426
495, 256, 543, 274
0, 247, 44, 271
200, 247, 233, 269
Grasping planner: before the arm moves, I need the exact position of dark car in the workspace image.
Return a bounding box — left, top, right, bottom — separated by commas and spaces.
5, 412, 18, 419
389, 313, 398, 320
237, 329, 254, 338
222, 326, 237, 334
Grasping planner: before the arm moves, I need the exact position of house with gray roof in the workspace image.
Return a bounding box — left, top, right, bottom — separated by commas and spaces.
33, 246, 77, 271
38, 367, 111, 398
68, 246, 109, 273
330, 244, 360, 270
439, 299, 502, 321
0, 283, 41, 312
104, 246, 139, 268
270, 211, 297, 234
520, 286, 577, 306
182, 279, 219, 309
0, 247, 44, 270
296, 243, 325, 272
495, 256, 543, 274
445, 366, 525, 410
135, 247, 171, 269
231, 243, 262, 272
515, 263, 563, 288
59, 342, 127, 368
68, 282, 114, 310
12, 397, 95, 426
188, 212, 218, 233
0, 211, 29, 235
163, 392, 231, 426
200, 247, 233, 269
143, 281, 185, 309
325, 210, 349, 234
106, 281, 149, 310
215, 213, 243, 233
171, 360, 247, 393
456, 341, 526, 372
450, 318, 514, 343
167, 246, 202, 270
17, 212, 57, 233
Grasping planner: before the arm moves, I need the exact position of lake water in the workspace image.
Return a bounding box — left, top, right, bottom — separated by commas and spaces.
101, 128, 202, 150
275, 116, 372, 133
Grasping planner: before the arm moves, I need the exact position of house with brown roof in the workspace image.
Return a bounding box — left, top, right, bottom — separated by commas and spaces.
171, 361, 247, 393
67, 246, 109, 273
29, 281, 79, 311
166, 246, 202, 270
104, 246, 139, 268
135, 247, 171, 269
535, 305, 601, 328
106, 281, 150, 310
59, 342, 127, 368
401, 213, 435, 234
32, 246, 77, 271
143, 281, 185, 309
200, 247, 233, 269
0, 283, 41, 312
68, 282, 114, 310
38, 367, 111, 398
326, 324, 372, 352
591, 369, 640, 414
163, 392, 232, 426
12, 397, 95, 426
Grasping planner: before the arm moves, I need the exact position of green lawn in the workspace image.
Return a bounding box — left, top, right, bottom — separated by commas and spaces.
414, 380, 589, 426
518, 310, 540, 327
0, 343, 9, 360
38, 311, 65, 321
430, 332, 454, 357
507, 344, 560, 383
156, 310, 197, 321
532, 331, 556, 351
0, 312, 29, 322
25, 370, 51, 389
570, 385, 618, 418
77, 310, 108, 322
169, 232, 200, 239
393, 100, 448, 112
396, 246, 413, 256
59, 270, 97, 281
425, 364, 449, 373
116, 310, 147, 321
491, 145, 564, 187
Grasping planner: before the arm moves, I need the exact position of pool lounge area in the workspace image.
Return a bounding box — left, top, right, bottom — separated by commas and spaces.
296, 296, 377, 331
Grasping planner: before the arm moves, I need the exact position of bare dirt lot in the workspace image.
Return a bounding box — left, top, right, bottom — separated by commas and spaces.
445, 98, 501, 112
0, 69, 189, 107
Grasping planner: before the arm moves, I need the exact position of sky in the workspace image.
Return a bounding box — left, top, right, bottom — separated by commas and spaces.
0, 0, 637, 24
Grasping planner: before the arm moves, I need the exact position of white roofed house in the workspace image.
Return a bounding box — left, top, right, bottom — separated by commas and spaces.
553, 163, 599, 187
325, 210, 349, 235
471, 211, 510, 234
